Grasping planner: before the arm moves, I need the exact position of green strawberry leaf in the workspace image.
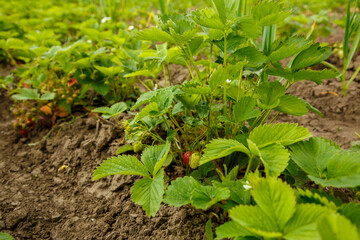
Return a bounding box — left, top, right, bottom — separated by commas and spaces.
293, 69, 340, 84
93, 102, 127, 119
318, 213, 360, 240
209, 65, 227, 91
251, 1, 290, 26
135, 28, 175, 43
141, 142, 171, 176
163, 176, 199, 207
233, 96, 261, 122
12, 88, 39, 100
291, 138, 360, 188
131, 169, 165, 217
213, 180, 251, 205
251, 178, 296, 231
291, 44, 332, 71
215, 221, 255, 239
258, 142, 290, 177
191, 184, 230, 210
338, 203, 360, 230
275, 95, 309, 116
269, 36, 312, 63
200, 139, 250, 165
249, 123, 311, 148
257, 81, 286, 109
0, 233, 14, 240
92, 155, 150, 180
284, 204, 331, 240
192, 8, 225, 30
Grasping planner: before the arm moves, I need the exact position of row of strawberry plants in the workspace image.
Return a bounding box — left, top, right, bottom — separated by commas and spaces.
0, 0, 359, 239
91, 1, 360, 240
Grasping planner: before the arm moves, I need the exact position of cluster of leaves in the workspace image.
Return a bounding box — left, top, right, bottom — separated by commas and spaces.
0, 0, 176, 136
92, 0, 360, 239
1, 0, 359, 239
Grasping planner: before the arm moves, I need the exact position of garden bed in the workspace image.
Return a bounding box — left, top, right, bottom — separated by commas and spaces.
1, 51, 359, 239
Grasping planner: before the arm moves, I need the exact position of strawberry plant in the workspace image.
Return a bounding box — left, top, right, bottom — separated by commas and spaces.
93, 142, 171, 217
1, 0, 359, 238
215, 176, 359, 240
121, 0, 339, 175
91, 2, 360, 236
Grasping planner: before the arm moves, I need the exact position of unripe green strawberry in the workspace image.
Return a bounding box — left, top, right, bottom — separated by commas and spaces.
125, 126, 132, 135
190, 152, 201, 169
122, 120, 129, 128
133, 142, 143, 153
80, 73, 86, 80
66, 97, 73, 104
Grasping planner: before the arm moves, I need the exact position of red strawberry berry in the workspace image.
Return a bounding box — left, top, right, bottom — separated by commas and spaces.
19, 129, 29, 138
67, 78, 78, 87
22, 82, 31, 88
183, 151, 193, 168
25, 118, 36, 129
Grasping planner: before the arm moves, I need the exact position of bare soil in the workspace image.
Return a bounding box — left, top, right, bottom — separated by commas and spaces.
1, 33, 360, 239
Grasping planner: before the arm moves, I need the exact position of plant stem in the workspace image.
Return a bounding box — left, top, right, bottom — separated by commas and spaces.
136, 77, 152, 91
258, 109, 272, 126
270, 112, 280, 124
237, 66, 244, 101
185, 43, 202, 79
184, 58, 195, 79
166, 63, 172, 86
209, 43, 213, 79
223, 31, 227, 66
163, 64, 167, 87
345, 64, 360, 93
168, 113, 190, 149
245, 156, 254, 177
320, 61, 339, 72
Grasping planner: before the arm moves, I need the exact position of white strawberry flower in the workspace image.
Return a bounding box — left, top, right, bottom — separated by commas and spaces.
243, 180, 252, 190
101, 17, 111, 23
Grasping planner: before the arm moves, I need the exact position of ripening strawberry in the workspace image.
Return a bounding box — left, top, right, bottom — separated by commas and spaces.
183, 151, 193, 168
190, 152, 201, 169
67, 78, 78, 87
22, 82, 31, 88
25, 118, 36, 129
133, 142, 144, 153
19, 129, 29, 138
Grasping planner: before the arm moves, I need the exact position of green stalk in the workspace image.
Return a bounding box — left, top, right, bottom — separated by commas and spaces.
345, 64, 360, 94
159, 0, 167, 15
258, 109, 272, 126
185, 43, 202, 79
136, 77, 152, 91
223, 31, 228, 123
245, 156, 254, 177
238, 0, 244, 16
342, 0, 360, 96
166, 63, 172, 86
344, 23, 360, 71
209, 43, 213, 78
184, 58, 195, 79
321, 61, 339, 72
343, 0, 352, 59
223, 31, 227, 66
244, 0, 247, 15
163, 65, 167, 87
237, 66, 244, 101
206, 95, 214, 143
168, 113, 190, 149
